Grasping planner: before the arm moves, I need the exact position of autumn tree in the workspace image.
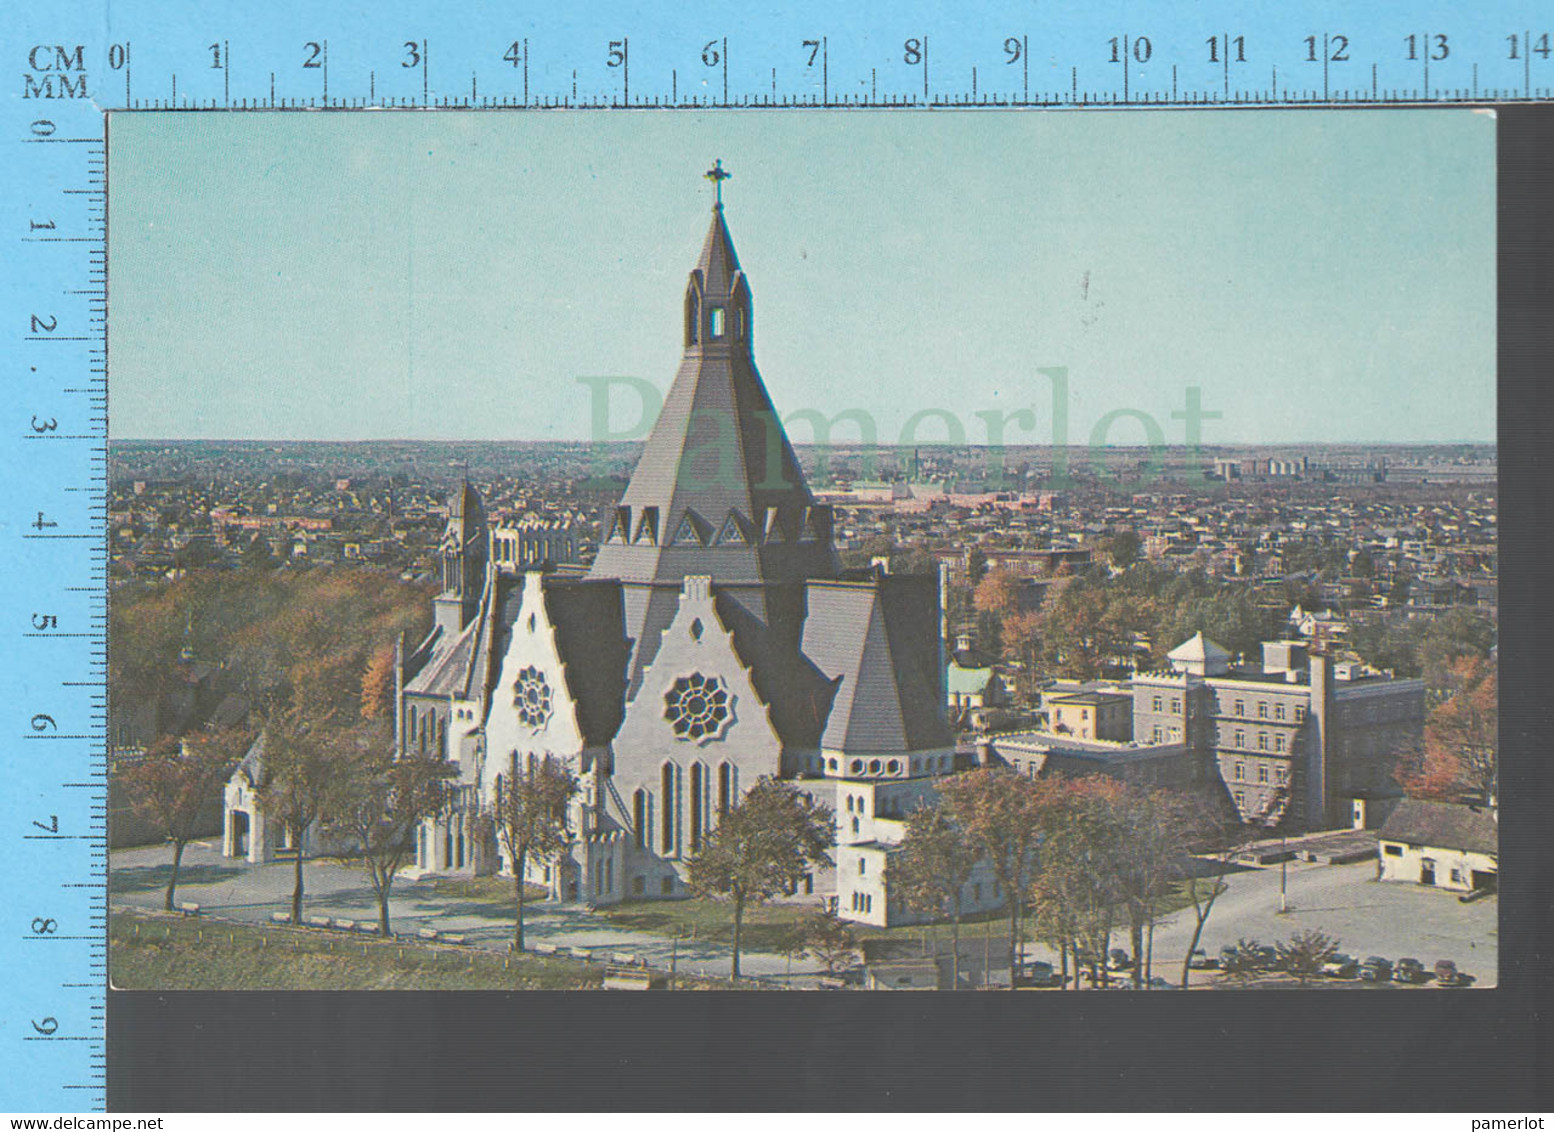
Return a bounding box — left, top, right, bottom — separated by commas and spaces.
1000, 611, 1046, 702
486, 752, 577, 952
1396, 656, 1497, 805
359, 644, 397, 721
255, 703, 344, 924
121, 727, 250, 910
973, 568, 1022, 619
892, 803, 979, 988
686, 778, 833, 979
323, 722, 453, 935
938, 768, 1055, 986
1102, 786, 1196, 986
1028, 778, 1127, 989
1038, 582, 1135, 680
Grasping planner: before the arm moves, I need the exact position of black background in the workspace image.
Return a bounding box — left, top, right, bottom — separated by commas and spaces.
108, 103, 1551, 1113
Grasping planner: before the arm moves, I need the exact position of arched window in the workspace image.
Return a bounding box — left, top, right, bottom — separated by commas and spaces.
718, 763, 732, 818
689, 763, 704, 851
685, 286, 701, 346
661, 763, 675, 854
633, 789, 647, 850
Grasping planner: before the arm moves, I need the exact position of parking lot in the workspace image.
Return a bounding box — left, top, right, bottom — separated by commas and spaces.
1015, 855, 1497, 987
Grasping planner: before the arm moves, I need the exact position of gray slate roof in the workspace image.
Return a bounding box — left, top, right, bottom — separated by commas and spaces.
801, 574, 951, 753
1379, 798, 1498, 856
488, 572, 630, 749
588, 204, 838, 590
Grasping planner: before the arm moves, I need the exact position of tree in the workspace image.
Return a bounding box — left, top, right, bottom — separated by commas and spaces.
487, 752, 577, 952
121, 728, 249, 911
1000, 610, 1045, 701
1177, 813, 1252, 989
893, 803, 979, 989
973, 568, 1022, 619
938, 768, 1055, 986
1101, 786, 1192, 987
323, 723, 453, 935
1396, 655, 1497, 805
1100, 530, 1142, 569
1039, 581, 1137, 680
1425, 656, 1497, 804
359, 644, 396, 720
255, 704, 342, 925
1276, 929, 1339, 985
799, 908, 860, 977
686, 777, 833, 979
1028, 777, 1128, 990
1219, 938, 1266, 985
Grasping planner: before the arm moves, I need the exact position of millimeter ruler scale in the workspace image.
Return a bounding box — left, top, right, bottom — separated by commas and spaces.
0, 0, 1546, 1112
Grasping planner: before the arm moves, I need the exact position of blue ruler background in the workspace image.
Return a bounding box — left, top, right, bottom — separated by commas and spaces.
1, 0, 1547, 1113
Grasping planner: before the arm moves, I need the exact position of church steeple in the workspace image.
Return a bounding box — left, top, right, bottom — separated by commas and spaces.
433, 479, 487, 638
684, 165, 751, 357
589, 165, 838, 591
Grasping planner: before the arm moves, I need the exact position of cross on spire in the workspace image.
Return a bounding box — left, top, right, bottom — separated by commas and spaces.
704, 158, 731, 206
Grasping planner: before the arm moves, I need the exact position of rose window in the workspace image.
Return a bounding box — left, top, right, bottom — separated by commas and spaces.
664, 672, 732, 742
513, 665, 553, 729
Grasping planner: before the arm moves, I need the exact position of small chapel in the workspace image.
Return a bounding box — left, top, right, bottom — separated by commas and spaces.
390, 164, 959, 907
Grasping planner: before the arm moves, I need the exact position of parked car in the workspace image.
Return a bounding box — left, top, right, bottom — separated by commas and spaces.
1188, 949, 1218, 970
1393, 958, 1427, 984
1434, 959, 1468, 986
1017, 961, 1061, 988
1359, 956, 1394, 982
1108, 948, 1133, 970
1321, 953, 1360, 978
1251, 945, 1281, 971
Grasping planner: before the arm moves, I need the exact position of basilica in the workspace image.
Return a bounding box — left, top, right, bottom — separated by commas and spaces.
391, 172, 958, 907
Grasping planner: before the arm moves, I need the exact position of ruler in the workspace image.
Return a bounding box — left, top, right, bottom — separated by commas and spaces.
0, 0, 1544, 1113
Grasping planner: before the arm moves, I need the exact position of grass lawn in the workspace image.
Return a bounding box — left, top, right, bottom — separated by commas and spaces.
595, 897, 822, 954
424, 873, 550, 907
109, 910, 744, 991
593, 896, 1028, 954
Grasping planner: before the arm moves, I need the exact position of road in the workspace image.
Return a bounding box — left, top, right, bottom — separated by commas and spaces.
110, 841, 1497, 988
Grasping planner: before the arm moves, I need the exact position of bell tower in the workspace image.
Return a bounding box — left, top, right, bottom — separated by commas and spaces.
588, 161, 838, 594
433, 479, 487, 638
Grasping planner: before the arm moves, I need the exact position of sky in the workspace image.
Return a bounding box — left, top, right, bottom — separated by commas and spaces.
108, 108, 1496, 445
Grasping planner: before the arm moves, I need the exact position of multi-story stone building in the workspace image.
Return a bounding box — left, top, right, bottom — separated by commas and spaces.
1132, 633, 1424, 830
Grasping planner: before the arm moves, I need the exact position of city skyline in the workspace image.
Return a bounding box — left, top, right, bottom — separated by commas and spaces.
109, 109, 1496, 445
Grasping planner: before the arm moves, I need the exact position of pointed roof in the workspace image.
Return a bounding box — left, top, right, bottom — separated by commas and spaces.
589, 196, 838, 589
449, 480, 482, 524
695, 204, 741, 295
801, 575, 952, 754
1167, 631, 1231, 676
1169, 631, 1229, 663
